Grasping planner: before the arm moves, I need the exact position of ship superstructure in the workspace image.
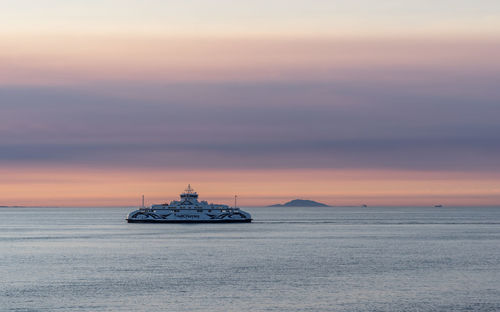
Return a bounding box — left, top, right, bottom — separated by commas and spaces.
126, 185, 252, 223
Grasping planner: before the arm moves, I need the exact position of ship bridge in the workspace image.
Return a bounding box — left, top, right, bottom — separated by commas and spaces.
180, 184, 199, 204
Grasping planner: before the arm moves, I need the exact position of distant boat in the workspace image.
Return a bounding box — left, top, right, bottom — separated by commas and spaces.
434, 204, 443, 208
362, 204, 368, 208
126, 185, 252, 223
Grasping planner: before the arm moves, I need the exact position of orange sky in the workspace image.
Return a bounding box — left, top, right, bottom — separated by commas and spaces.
2, 35, 499, 86
1, 166, 499, 207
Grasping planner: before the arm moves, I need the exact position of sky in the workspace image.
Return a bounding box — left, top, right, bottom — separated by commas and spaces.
1, 1, 500, 206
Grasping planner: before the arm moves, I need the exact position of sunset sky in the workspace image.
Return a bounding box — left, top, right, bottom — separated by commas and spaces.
1, 1, 500, 206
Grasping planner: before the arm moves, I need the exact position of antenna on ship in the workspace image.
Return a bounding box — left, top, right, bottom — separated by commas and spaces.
234, 195, 237, 209
142, 195, 145, 209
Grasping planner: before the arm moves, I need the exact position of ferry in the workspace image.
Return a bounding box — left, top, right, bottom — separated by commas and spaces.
126, 185, 252, 223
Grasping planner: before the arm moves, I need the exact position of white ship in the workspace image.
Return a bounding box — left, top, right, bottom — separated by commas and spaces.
126, 185, 252, 223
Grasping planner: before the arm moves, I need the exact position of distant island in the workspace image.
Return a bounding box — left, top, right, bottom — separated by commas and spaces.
268, 199, 331, 207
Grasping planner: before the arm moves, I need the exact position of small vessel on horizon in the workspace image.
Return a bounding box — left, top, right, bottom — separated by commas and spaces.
434, 204, 443, 208
126, 185, 252, 223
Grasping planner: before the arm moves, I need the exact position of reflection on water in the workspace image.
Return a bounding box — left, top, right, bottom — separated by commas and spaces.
1, 206, 500, 311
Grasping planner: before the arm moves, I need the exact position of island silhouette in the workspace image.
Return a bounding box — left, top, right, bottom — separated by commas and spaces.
268, 199, 330, 207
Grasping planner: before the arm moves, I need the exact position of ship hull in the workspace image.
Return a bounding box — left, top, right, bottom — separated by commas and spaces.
126, 218, 252, 223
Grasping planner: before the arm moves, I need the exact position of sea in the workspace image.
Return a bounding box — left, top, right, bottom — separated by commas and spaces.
1, 206, 499, 312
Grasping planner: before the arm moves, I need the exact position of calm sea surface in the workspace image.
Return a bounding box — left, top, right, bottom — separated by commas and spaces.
1, 206, 499, 312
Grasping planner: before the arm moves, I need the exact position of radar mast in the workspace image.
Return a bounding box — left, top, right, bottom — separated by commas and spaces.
185, 184, 194, 194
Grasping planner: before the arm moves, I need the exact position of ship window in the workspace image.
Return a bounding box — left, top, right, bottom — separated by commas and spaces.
208, 210, 211, 212
197, 209, 203, 212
